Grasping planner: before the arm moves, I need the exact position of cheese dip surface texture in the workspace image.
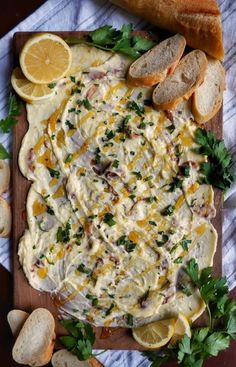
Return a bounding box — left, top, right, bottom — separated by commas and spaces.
18, 45, 217, 327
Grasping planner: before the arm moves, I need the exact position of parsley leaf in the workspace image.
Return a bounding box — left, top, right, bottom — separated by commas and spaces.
127, 100, 144, 116
194, 128, 233, 191
0, 93, 21, 133
66, 24, 155, 59
56, 221, 71, 243
0, 144, 10, 159
60, 319, 95, 361
103, 212, 116, 226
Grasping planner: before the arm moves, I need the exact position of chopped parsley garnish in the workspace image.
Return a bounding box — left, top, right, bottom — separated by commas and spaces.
137, 92, 143, 100
156, 232, 169, 247
105, 303, 114, 317
127, 100, 144, 116
126, 313, 134, 326
46, 205, 55, 215
166, 124, 175, 134
48, 82, 56, 89
94, 147, 101, 164
88, 214, 97, 220
174, 256, 183, 264
112, 159, 119, 168
103, 129, 115, 141
47, 167, 60, 179
68, 108, 76, 113
117, 115, 131, 136
86, 294, 98, 306
65, 153, 73, 163
168, 177, 182, 192
70, 76, 76, 83
117, 235, 136, 252
73, 227, 84, 245
83, 98, 93, 110
129, 194, 136, 200
65, 120, 75, 129
103, 212, 116, 226
145, 196, 157, 203
161, 204, 175, 216
77, 263, 90, 274
132, 171, 142, 180
194, 128, 233, 191
149, 220, 157, 226
138, 122, 146, 129
144, 175, 153, 182
179, 164, 191, 177
175, 144, 182, 157
180, 237, 192, 251
56, 221, 71, 243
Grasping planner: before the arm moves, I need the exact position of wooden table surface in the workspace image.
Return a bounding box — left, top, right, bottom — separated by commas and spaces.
0, 1, 236, 366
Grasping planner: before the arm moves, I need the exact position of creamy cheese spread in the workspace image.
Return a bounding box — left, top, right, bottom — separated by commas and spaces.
18, 45, 217, 327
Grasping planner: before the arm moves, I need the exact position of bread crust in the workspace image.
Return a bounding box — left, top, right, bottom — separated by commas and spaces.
0, 160, 10, 194
0, 197, 11, 237
110, 0, 224, 60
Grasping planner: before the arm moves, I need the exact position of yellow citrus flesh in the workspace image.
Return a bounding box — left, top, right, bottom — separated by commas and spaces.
169, 313, 191, 346
132, 319, 175, 349
11, 67, 55, 103
20, 33, 72, 84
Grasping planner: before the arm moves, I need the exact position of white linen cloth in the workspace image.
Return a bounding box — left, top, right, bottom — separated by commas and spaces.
0, 0, 235, 365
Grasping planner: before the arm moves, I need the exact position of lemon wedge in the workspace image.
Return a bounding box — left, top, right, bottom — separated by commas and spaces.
19, 33, 72, 84
132, 319, 175, 349
11, 67, 55, 104
169, 313, 191, 346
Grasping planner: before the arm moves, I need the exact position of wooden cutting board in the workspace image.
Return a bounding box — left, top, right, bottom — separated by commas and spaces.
12, 31, 222, 351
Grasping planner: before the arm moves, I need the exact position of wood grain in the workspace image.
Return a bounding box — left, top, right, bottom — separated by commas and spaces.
12, 31, 222, 351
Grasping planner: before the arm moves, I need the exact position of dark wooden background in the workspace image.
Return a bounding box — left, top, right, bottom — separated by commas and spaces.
0, 1, 236, 366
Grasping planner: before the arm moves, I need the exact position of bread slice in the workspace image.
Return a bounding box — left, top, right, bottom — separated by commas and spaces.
0, 197, 11, 237
52, 349, 104, 367
7, 310, 29, 337
127, 34, 186, 86
12, 308, 55, 367
192, 57, 226, 124
110, 0, 224, 60
152, 50, 208, 110
0, 160, 10, 194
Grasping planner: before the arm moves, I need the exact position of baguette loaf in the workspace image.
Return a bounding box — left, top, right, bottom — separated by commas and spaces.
110, 0, 224, 60
192, 57, 226, 124
152, 50, 208, 110
127, 34, 186, 86
12, 308, 55, 367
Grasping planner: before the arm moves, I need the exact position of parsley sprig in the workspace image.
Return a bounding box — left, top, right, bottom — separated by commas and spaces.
65, 24, 155, 59
194, 128, 233, 191
60, 319, 95, 361
0, 93, 21, 159
143, 259, 236, 367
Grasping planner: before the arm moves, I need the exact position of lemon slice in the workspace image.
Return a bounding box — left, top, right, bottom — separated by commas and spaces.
132, 319, 175, 349
20, 33, 72, 84
169, 313, 191, 346
11, 67, 55, 104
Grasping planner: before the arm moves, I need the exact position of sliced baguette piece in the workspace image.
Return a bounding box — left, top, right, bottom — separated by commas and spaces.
110, 0, 224, 60
192, 57, 226, 124
51, 349, 104, 367
12, 308, 55, 367
7, 310, 29, 337
0, 160, 10, 194
127, 34, 186, 86
0, 197, 11, 237
152, 50, 208, 110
